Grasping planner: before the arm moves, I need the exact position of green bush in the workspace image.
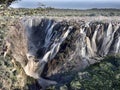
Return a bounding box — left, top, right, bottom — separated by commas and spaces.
70, 56, 120, 90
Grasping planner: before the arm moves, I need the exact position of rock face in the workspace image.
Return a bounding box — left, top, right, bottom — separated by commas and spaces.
4, 17, 120, 89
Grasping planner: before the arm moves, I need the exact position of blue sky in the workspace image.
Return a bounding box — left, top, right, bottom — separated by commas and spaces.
10, 0, 120, 9
20, 0, 120, 2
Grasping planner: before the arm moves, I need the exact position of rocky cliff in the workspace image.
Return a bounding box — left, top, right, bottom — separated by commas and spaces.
4, 17, 120, 89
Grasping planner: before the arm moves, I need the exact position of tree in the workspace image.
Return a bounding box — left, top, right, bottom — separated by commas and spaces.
0, 0, 19, 7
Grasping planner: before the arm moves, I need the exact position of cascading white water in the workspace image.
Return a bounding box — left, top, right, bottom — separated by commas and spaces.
6, 18, 120, 89
66, 21, 120, 70
42, 26, 73, 62
24, 18, 73, 63
20, 18, 74, 81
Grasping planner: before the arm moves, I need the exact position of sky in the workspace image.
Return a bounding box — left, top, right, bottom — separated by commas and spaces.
22, 0, 119, 1
10, 0, 120, 9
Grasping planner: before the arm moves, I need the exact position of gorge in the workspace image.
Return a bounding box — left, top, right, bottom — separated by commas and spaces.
3, 17, 120, 89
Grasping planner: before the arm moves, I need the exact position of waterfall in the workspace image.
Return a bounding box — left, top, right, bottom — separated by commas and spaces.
7, 18, 120, 88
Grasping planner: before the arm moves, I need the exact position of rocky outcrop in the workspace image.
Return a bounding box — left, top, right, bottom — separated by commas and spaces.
4, 17, 120, 89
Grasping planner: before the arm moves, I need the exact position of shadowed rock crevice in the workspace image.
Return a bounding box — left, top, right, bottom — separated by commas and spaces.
4, 17, 120, 89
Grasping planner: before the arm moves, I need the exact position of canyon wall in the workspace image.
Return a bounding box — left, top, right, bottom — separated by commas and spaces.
5, 17, 120, 89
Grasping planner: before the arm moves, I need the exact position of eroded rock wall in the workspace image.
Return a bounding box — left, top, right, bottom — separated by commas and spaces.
5, 17, 120, 88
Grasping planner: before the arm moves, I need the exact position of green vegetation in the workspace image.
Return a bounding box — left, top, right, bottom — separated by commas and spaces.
70, 56, 120, 90
49, 56, 120, 90
0, 4, 120, 17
